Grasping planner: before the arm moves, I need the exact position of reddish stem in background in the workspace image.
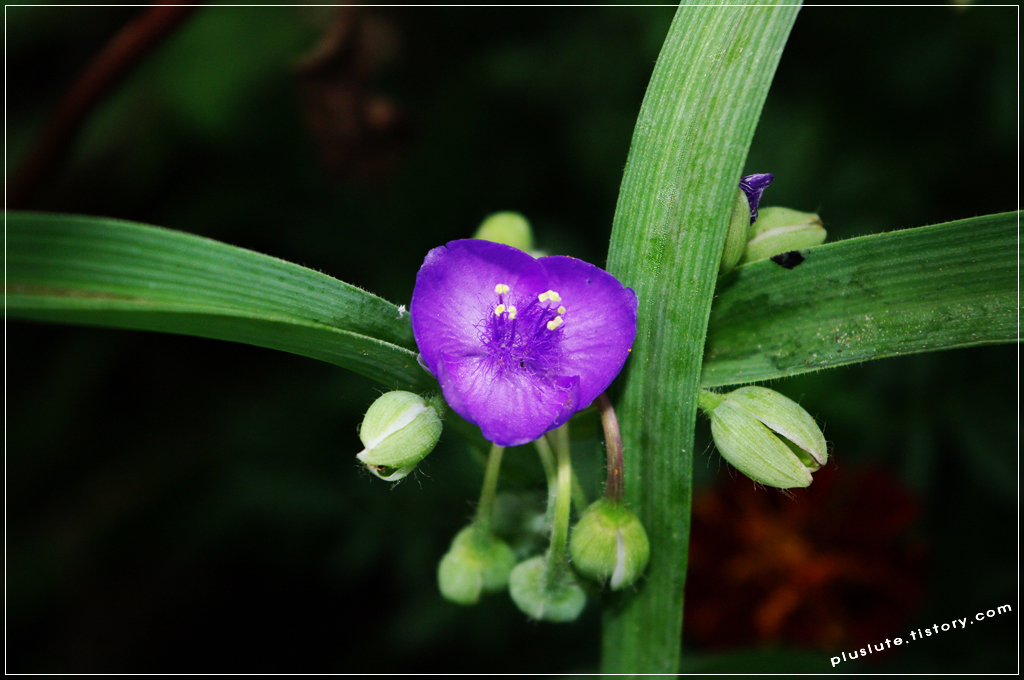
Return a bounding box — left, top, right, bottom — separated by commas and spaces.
597, 392, 624, 503
7, 2, 199, 209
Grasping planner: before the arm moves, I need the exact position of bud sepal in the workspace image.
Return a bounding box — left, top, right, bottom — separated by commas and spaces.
508, 554, 587, 622
356, 391, 443, 481
741, 207, 826, 265
437, 525, 516, 605
472, 211, 536, 254
700, 387, 827, 489
569, 498, 649, 590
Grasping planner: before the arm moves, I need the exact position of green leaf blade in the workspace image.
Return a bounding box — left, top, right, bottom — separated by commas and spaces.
701, 212, 1020, 387
6, 212, 433, 391
602, 3, 800, 674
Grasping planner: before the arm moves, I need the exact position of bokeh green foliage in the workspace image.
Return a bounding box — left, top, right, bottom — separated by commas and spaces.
6, 5, 1016, 673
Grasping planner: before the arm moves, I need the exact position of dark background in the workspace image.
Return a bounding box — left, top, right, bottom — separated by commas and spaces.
7, 5, 1017, 673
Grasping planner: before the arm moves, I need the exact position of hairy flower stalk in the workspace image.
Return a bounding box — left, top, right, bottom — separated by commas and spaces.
509, 424, 587, 621
474, 443, 505, 535
548, 428, 575, 587
596, 393, 624, 502
534, 430, 588, 517
437, 442, 516, 606
570, 393, 649, 590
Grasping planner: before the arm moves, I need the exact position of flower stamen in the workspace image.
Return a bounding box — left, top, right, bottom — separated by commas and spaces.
495, 283, 511, 295
538, 290, 562, 303
547, 316, 564, 331
494, 304, 506, 316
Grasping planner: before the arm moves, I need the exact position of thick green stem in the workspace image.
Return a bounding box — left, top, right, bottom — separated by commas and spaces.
602, 3, 798, 674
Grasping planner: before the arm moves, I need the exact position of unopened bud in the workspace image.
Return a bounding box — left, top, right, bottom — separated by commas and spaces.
721, 173, 774, 274
741, 207, 826, 265
509, 555, 586, 622
473, 211, 535, 254
356, 391, 443, 481
569, 498, 649, 590
721, 188, 753, 274
437, 525, 516, 605
699, 387, 827, 489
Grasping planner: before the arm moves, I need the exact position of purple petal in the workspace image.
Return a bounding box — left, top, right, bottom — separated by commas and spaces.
537, 255, 638, 408
437, 353, 580, 447
739, 173, 774, 224
411, 239, 547, 377
411, 238, 637, 446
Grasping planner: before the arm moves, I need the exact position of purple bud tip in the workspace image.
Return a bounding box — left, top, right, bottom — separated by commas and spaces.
739, 173, 774, 224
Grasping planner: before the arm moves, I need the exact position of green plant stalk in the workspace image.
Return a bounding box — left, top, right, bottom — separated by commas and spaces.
535, 432, 589, 514
697, 389, 724, 413
602, 3, 798, 674
545, 424, 575, 590
596, 393, 625, 503
548, 422, 588, 512
534, 435, 558, 489
473, 444, 505, 536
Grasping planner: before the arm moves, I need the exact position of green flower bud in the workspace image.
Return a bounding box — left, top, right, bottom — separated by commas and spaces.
473, 211, 535, 253
437, 525, 516, 605
700, 387, 827, 489
741, 207, 826, 265
569, 498, 649, 590
720, 187, 755, 274
356, 391, 443, 481
508, 555, 587, 622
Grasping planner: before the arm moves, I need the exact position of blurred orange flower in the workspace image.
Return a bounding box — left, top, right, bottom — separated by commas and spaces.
685, 464, 925, 651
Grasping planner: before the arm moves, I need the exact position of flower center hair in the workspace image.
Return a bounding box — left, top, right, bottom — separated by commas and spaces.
480, 282, 567, 376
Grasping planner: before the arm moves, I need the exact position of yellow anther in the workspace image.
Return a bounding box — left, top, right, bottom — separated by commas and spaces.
557, 306, 566, 315
546, 316, 564, 331
494, 283, 510, 295
494, 304, 506, 316
508, 306, 517, 320
538, 290, 562, 303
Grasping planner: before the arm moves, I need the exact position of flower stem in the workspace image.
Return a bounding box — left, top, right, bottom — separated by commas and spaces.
544, 424, 574, 589
570, 468, 589, 514
474, 443, 505, 536
696, 388, 723, 414
536, 432, 588, 513
596, 393, 624, 503
533, 435, 557, 489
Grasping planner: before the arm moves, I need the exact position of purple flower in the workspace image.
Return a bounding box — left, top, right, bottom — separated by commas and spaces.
739, 173, 774, 224
411, 239, 637, 447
